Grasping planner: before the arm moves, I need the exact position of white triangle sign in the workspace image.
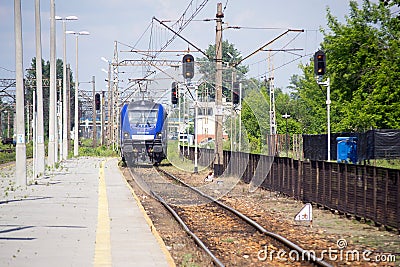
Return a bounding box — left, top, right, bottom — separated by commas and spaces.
294, 203, 312, 221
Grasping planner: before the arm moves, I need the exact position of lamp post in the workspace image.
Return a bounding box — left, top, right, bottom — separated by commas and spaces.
55, 16, 77, 160
282, 113, 290, 157
15, 0, 26, 185
48, 0, 56, 167
34, 0, 45, 176
101, 57, 112, 147
66, 30, 90, 157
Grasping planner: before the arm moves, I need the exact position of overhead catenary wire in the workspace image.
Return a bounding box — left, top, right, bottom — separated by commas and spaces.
152, 17, 209, 59
253, 52, 315, 81
153, 0, 210, 56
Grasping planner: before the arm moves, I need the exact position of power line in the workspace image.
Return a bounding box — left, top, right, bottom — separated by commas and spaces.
153, 0, 210, 56
0, 66, 15, 72
223, 0, 229, 12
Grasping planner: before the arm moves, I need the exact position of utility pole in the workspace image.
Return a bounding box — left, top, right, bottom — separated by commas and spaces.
34, 0, 45, 176
68, 31, 90, 156
194, 84, 198, 173
56, 79, 60, 162
14, 0, 26, 185
48, 0, 56, 167
61, 19, 67, 160
327, 78, 331, 161
92, 76, 97, 147
282, 113, 290, 157
314, 50, 330, 161
33, 88, 36, 180
214, 3, 224, 177
318, 78, 331, 161
112, 41, 119, 151
56, 15, 77, 160
106, 62, 112, 147
66, 64, 71, 155
238, 82, 242, 151
101, 91, 105, 146
231, 70, 236, 152
73, 34, 79, 156
268, 53, 277, 156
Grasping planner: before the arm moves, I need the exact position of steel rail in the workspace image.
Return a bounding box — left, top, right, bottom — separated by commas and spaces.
156, 167, 333, 267
151, 190, 225, 267
127, 167, 224, 266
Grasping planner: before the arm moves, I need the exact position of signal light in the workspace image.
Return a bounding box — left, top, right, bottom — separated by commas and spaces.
314, 50, 326, 76
232, 82, 240, 105
171, 82, 178, 104
95, 93, 100, 110
182, 54, 194, 79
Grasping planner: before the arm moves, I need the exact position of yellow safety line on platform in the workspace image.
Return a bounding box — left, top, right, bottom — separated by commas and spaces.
94, 160, 112, 267
119, 167, 176, 267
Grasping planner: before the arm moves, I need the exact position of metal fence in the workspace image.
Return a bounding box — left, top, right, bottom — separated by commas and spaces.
303, 129, 400, 161
181, 146, 400, 231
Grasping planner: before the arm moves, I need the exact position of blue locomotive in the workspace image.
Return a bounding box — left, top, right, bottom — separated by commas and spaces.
120, 100, 168, 165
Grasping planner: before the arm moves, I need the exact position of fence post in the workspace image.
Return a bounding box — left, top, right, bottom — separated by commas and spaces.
298, 160, 302, 199
354, 166, 358, 215
328, 164, 332, 208
344, 164, 348, 213
397, 170, 400, 233
384, 169, 389, 227
322, 161, 326, 206
363, 165, 367, 219
315, 161, 319, 203
290, 158, 296, 197
373, 167, 377, 222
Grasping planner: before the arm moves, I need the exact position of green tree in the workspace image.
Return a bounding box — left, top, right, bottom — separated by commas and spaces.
25, 57, 76, 138
324, 0, 400, 131
197, 40, 249, 101
274, 87, 303, 135
287, 68, 328, 134
289, 0, 400, 133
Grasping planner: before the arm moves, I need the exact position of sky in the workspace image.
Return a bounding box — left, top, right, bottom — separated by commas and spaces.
0, 0, 372, 101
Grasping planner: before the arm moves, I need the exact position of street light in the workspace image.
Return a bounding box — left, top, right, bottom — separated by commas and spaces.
35, 0, 45, 176
101, 57, 112, 147
282, 113, 290, 157
66, 30, 90, 157
56, 16, 78, 160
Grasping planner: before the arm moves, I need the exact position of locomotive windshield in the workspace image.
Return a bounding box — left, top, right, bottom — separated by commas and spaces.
128, 109, 158, 127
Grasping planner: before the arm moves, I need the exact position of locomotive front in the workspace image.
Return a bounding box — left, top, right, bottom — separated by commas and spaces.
120, 100, 167, 165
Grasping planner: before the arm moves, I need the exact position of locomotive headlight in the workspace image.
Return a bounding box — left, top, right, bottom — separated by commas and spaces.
123, 132, 130, 139
156, 132, 162, 139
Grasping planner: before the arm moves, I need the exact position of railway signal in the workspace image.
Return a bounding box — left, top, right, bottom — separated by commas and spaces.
182, 54, 194, 79
314, 50, 326, 76
314, 49, 331, 161
95, 93, 101, 110
171, 82, 178, 104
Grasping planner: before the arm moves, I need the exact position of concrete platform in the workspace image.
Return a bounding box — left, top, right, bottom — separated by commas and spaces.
0, 157, 174, 267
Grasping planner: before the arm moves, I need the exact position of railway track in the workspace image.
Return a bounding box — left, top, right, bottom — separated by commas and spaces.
128, 165, 332, 267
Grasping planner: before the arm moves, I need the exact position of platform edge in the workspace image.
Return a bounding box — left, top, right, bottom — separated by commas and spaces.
118, 165, 176, 267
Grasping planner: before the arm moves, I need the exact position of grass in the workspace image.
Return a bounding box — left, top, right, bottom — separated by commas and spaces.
0, 138, 118, 164
0, 142, 33, 164
181, 253, 200, 267
70, 139, 118, 158
368, 159, 400, 170
166, 140, 209, 172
